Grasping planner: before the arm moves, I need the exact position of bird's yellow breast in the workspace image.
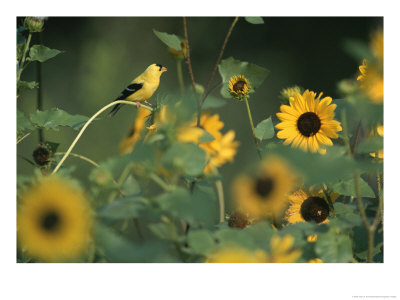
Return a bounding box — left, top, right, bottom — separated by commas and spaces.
126, 73, 161, 102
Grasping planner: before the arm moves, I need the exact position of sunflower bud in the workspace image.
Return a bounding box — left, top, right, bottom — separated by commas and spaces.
168, 39, 187, 60
228, 211, 251, 229
33, 145, 50, 166
280, 86, 302, 104
24, 17, 44, 33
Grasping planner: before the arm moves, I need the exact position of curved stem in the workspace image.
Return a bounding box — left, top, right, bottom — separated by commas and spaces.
51, 100, 153, 175
150, 173, 174, 191
244, 97, 262, 160
197, 16, 239, 126
54, 152, 122, 196
215, 179, 225, 223
17, 132, 31, 144
182, 17, 197, 96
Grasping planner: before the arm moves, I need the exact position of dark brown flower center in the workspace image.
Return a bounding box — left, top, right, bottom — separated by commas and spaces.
254, 177, 275, 198
40, 210, 61, 232
300, 196, 329, 224
33, 145, 50, 166
233, 80, 246, 92
228, 211, 250, 229
297, 112, 321, 137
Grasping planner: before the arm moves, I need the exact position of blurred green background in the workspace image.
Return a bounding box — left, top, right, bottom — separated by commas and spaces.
17, 17, 382, 209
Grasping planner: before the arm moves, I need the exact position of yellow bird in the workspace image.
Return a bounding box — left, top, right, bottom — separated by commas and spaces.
109, 63, 167, 116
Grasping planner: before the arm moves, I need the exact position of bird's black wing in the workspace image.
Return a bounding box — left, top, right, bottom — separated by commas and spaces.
108, 83, 144, 117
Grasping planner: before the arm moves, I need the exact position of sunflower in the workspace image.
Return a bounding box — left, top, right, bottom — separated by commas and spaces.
285, 187, 338, 225
266, 235, 301, 263
228, 211, 252, 229
370, 124, 383, 159
275, 90, 342, 153
119, 107, 151, 154
206, 247, 268, 263
228, 75, 250, 100
17, 176, 92, 262
280, 85, 302, 103
233, 156, 295, 219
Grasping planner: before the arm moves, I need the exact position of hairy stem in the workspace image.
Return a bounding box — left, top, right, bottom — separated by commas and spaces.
244, 97, 262, 160
17, 33, 32, 81
51, 100, 153, 175
182, 17, 197, 96
176, 60, 185, 96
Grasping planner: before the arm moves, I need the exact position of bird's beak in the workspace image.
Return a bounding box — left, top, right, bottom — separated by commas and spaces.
162, 66, 167, 72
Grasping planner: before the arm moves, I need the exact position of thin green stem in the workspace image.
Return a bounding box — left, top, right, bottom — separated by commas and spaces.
215, 179, 225, 223
182, 17, 197, 97
17, 132, 31, 144
107, 163, 132, 203
341, 108, 352, 156
176, 60, 185, 96
17, 33, 32, 81
351, 121, 361, 155
244, 97, 262, 160
51, 100, 153, 175
37, 31, 44, 144
150, 173, 174, 191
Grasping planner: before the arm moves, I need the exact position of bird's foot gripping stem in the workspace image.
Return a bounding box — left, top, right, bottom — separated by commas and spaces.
135, 101, 141, 109
144, 101, 154, 108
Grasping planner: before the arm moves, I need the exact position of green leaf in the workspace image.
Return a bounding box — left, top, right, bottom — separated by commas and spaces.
97, 197, 147, 220
121, 175, 141, 196
343, 39, 374, 62
331, 203, 362, 230
153, 29, 182, 51
17, 80, 39, 95
244, 17, 264, 24
218, 57, 269, 98
187, 230, 215, 255
148, 222, 179, 241
17, 110, 34, 138
199, 129, 215, 143
357, 136, 383, 154
315, 231, 353, 262
353, 224, 383, 261
162, 142, 206, 176
29, 45, 64, 63
202, 95, 228, 109
330, 176, 375, 198
254, 117, 275, 140
30, 108, 90, 131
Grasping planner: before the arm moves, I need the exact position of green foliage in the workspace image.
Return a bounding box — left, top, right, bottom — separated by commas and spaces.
357, 136, 383, 154
97, 197, 148, 220
218, 57, 269, 98
244, 17, 264, 24
343, 39, 374, 62
199, 129, 215, 143
153, 29, 182, 51
330, 176, 375, 198
17, 80, 38, 96
29, 45, 64, 63
30, 108, 91, 131
186, 230, 215, 255
17, 110, 34, 139
315, 231, 353, 263
254, 116, 274, 140
162, 142, 206, 176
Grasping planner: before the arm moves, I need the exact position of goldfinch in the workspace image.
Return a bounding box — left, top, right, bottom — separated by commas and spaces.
109, 63, 167, 116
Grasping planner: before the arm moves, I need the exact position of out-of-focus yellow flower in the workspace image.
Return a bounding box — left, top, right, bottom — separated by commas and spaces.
280, 86, 302, 103
370, 124, 383, 159
307, 234, 318, 242
206, 247, 268, 263
276, 90, 342, 154
119, 108, 151, 154
357, 30, 383, 104
233, 156, 295, 219
17, 176, 92, 262
266, 235, 301, 263
285, 187, 338, 225
178, 112, 239, 174
309, 258, 323, 263
168, 39, 187, 60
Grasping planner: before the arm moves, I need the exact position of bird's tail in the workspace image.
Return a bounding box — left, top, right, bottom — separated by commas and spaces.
108, 103, 123, 117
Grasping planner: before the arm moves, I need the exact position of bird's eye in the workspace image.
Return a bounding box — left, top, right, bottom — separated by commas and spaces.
155, 64, 162, 71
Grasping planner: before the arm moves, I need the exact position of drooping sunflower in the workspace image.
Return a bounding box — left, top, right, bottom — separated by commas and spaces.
275, 90, 342, 153
17, 176, 92, 262
233, 156, 295, 219
206, 247, 268, 263
228, 75, 250, 100
285, 187, 338, 225
309, 258, 323, 263
119, 107, 151, 154
266, 235, 301, 263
